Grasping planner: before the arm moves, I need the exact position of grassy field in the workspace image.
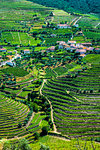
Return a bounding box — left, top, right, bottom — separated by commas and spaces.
30, 135, 100, 150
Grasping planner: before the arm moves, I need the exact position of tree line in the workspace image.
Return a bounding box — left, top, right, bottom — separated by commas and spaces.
27, 0, 100, 14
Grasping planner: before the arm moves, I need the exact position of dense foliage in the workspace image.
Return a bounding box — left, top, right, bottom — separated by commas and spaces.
28, 0, 100, 14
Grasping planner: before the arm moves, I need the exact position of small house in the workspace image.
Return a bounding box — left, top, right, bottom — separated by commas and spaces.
80, 54, 86, 57
6, 61, 16, 67
23, 49, 30, 54
0, 48, 7, 52
8, 51, 12, 54
57, 24, 71, 29
50, 34, 56, 37
76, 49, 86, 54
46, 46, 55, 53
94, 48, 100, 53
74, 24, 79, 27
17, 54, 21, 59
81, 42, 92, 47
68, 41, 76, 45
6, 55, 13, 60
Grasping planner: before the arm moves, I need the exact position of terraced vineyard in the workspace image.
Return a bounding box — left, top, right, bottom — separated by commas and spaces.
42, 63, 100, 138
0, 32, 41, 46
0, 95, 47, 142
0, 95, 29, 139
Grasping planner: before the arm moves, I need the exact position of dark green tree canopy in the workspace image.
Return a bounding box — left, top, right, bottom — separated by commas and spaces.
27, 0, 100, 14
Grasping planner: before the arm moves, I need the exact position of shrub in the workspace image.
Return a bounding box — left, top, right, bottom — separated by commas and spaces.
40, 144, 50, 150
90, 88, 93, 93
41, 126, 49, 135
18, 122, 22, 128
34, 132, 40, 140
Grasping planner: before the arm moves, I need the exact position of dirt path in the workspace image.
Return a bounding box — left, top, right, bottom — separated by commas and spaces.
11, 32, 14, 40
73, 16, 82, 25
25, 112, 34, 128
27, 33, 30, 45
18, 32, 21, 44
70, 17, 78, 25
40, 79, 58, 133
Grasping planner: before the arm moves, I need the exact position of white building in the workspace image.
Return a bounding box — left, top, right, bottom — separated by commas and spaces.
57, 24, 71, 29
23, 49, 30, 54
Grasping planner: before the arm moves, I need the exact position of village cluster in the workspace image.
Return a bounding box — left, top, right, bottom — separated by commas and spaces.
0, 38, 99, 67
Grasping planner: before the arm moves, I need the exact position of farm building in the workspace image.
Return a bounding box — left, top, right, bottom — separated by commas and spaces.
50, 34, 56, 37
80, 54, 86, 57
46, 46, 55, 52
74, 24, 79, 27
81, 42, 92, 47
0, 48, 7, 52
76, 49, 86, 54
8, 51, 12, 54
6, 61, 16, 67
68, 41, 76, 45
6, 55, 13, 60
23, 49, 30, 54
57, 24, 71, 29
17, 54, 21, 59
94, 48, 100, 53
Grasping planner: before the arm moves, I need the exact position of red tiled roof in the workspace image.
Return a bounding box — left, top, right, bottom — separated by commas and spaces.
80, 54, 86, 57
24, 49, 30, 51
0, 48, 6, 50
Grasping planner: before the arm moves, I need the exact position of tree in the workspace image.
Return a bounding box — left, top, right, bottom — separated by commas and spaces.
18, 138, 32, 150
2, 141, 11, 150
18, 122, 22, 128
90, 88, 93, 93
41, 126, 49, 135
1, 84, 5, 89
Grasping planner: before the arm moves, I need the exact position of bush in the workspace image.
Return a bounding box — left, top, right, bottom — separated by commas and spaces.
40, 144, 50, 150
90, 88, 93, 93
41, 126, 49, 135
18, 122, 22, 128
34, 132, 40, 140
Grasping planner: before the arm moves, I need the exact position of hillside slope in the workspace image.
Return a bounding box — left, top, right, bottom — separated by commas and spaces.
27, 0, 100, 14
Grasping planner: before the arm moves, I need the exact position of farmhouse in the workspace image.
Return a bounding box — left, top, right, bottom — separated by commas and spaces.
74, 24, 79, 27
50, 34, 56, 37
8, 51, 12, 54
76, 49, 86, 54
57, 24, 71, 29
0, 48, 7, 52
94, 48, 100, 53
81, 42, 92, 47
17, 54, 21, 59
68, 40, 76, 45
6, 55, 13, 60
23, 49, 30, 54
86, 47, 94, 51
6, 61, 16, 67
80, 54, 86, 57
46, 46, 55, 52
